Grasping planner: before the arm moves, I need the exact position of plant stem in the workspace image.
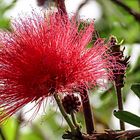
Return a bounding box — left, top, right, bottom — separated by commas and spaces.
80, 89, 94, 134
115, 84, 125, 130
70, 111, 79, 129
54, 93, 75, 132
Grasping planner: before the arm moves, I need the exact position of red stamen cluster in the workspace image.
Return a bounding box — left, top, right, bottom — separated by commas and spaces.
0, 11, 124, 122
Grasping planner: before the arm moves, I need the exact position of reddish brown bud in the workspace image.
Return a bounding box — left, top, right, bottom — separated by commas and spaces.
62, 94, 81, 114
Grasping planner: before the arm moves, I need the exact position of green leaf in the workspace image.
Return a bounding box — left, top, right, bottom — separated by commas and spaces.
114, 110, 140, 127
131, 83, 140, 99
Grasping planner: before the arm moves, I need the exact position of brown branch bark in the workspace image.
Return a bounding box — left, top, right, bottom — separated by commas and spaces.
82, 129, 140, 140
81, 89, 95, 134
63, 129, 140, 140
111, 0, 140, 23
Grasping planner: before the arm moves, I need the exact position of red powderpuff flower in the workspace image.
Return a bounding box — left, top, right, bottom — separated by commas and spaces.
0, 11, 124, 123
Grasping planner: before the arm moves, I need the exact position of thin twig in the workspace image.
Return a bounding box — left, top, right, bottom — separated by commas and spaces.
2, 0, 17, 14
70, 111, 79, 129
115, 84, 125, 130
53, 93, 75, 132
80, 89, 95, 134
75, 0, 89, 18
111, 0, 140, 23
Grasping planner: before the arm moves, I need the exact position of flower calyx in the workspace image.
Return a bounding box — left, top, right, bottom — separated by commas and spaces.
109, 35, 130, 88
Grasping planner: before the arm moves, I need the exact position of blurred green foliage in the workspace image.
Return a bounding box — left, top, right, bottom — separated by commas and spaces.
96, 0, 140, 44
0, 0, 140, 140
1, 118, 17, 140
0, 0, 17, 29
